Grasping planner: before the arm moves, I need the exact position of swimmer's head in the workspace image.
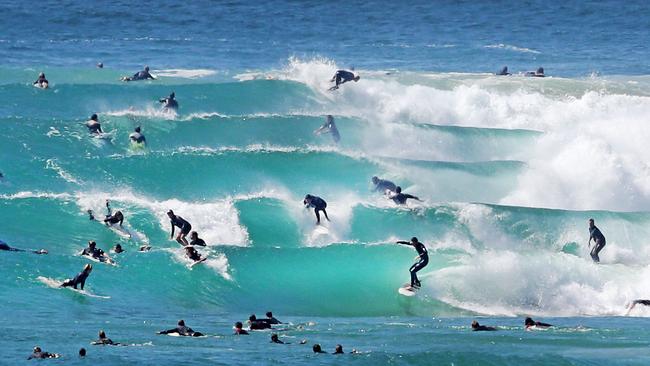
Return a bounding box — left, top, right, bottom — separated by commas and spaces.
167, 210, 174, 218
79, 348, 86, 357
135, 126, 141, 133
144, 66, 150, 72
235, 321, 243, 329
524, 317, 534, 326
271, 334, 279, 342
178, 320, 185, 326
335, 344, 343, 353
88, 241, 96, 248
537, 67, 544, 75
354, 75, 361, 82
170, 92, 175, 99
249, 314, 257, 321
266, 311, 273, 318
396, 186, 402, 194
39, 72, 45, 78
471, 320, 479, 329
411, 237, 418, 244
313, 344, 323, 353
90, 114, 98, 121
33, 346, 41, 353
99, 330, 106, 338
372, 176, 379, 184
190, 231, 198, 239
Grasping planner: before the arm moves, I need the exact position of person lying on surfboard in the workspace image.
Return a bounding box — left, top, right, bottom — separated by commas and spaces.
60, 264, 93, 290
396, 237, 428, 289
121, 65, 155, 81
80, 241, 113, 264
85, 114, 103, 135
524, 317, 552, 330
33, 72, 48, 88
0, 240, 47, 254
471, 320, 497, 331
157, 320, 204, 337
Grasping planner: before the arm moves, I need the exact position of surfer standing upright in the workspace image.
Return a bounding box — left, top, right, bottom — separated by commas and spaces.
396, 237, 428, 289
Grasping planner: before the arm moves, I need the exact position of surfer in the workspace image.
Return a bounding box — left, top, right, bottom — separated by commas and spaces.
60, 263, 93, 290
329, 69, 360, 90
525, 67, 545, 77
81, 240, 105, 258
184, 246, 203, 262
113, 244, 124, 254
248, 314, 271, 330
524, 317, 552, 329
371, 176, 397, 193
92, 330, 120, 346
168, 210, 192, 246
389, 186, 421, 205
471, 320, 496, 331
588, 218, 606, 263
333, 345, 344, 354
159, 92, 178, 112
129, 126, 146, 145
496, 66, 511, 76
396, 237, 428, 288
189, 231, 207, 246
0, 240, 47, 254
304, 194, 330, 225
626, 299, 650, 314
79, 348, 86, 357
271, 334, 285, 344
234, 322, 249, 335
104, 201, 124, 227
314, 115, 340, 143
33, 72, 48, 88
28, 346, 59, 360
85, 114, 103, 135
312, 344, 326, 353
265, 311, 282, 324
157, 320, 204, 337
121, 66, 155, 81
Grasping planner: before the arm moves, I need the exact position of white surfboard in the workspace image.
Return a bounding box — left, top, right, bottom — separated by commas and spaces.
37, 276, 110, 299
33, 82, 48, 89
398, 283, 418, 297
81, 253, 117, 266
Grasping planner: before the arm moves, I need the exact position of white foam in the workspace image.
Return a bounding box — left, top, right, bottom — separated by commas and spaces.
153, 69, 217, 79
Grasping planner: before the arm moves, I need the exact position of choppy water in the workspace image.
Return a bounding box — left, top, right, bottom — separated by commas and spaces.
3, 1, 650, 365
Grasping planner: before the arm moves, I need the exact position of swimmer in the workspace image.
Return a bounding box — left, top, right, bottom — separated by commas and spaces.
248, 314, 271, 330
333, 344, 344, 354
397, 237, 428, 289
139, 245, 152, 252
524, 317, 552, 330
159, 92, 178, 112
60, 264, 93, 290
189, 231, 207, 246
184, 246, 202, 262
121, 66, 155, 81
234, 321, 249, 335
496, 66, 511, 76
304, 194, 330, 225
92, 330, 120, 346
167, 210, 192, 246
85, 114, 103, 135
28, 346, 59, 360
157, 320, 204, 337
79, 348, 86, 357
129, 126, 146, 145
626, 299, 650, 315
312, 344, 326, 353
329, 69, 360, 90
371, 176, 397, 194
33, 72, 49, 88
271, 334, 285, 344
471, 320, 496, 331
113, 244, 124, 254
314, 115, 340, 143
525, 67, 545, 77
265, 311, 282, 325
104, 200, 124, 227
588, 218, 606, 263
0, 240, 47, 254
97, 62, 103, 69
389, 186, 421, 205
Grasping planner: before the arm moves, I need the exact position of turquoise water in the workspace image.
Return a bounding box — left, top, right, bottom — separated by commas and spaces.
4, 1, 650, 364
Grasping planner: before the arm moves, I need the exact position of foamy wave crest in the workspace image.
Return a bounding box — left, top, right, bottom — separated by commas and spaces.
45, 159, 82, 184
153, 69, 217, 79
106, 106, 177, 119
484, 43, 541, 54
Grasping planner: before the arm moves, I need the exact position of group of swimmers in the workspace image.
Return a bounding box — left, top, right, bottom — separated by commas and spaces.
496, 66, 546, 77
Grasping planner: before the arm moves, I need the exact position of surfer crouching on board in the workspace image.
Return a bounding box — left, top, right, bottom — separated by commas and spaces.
0, 240, 47, 254
329, 69, 360, 90
85, 114, 103, 135
157, 320, 204, 337
61, 264, 93, 290
129, 126, 146, 145
397, 237, 428, 289
588, 218, 606, 263
121, 65, 155, 81
304, 194, 330, 225
168, 210, 192, 246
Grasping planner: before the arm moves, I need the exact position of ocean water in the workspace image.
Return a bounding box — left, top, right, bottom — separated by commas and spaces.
3, 0, 650, 364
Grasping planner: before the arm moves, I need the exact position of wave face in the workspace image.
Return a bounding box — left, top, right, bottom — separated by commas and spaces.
3, 57, 650, 322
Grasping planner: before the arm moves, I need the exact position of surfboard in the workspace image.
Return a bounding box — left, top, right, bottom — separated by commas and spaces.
398, 283, 418, 297
33, 82, 48, 89
189, 256, 208, 268
37, 276, 110, 299
82, 253, 117, 266
107, 224, 133, 239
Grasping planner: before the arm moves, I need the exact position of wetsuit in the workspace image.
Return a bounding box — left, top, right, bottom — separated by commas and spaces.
305, 196, 329, 223
250, 320, 272, 330
86, 120, 103, 134
0, 241, 24, 252
171, 216, 192, 236
129, 132, 146, 144
398, 240, 428, 287
92, 338, 119, 346
589, 225, 606, 262
61, 269, 91, 290
104, 212, 123, 226
28, 351, 57, 360
186, 247, 202, 261
82, 246, 105, 259
190, 238, 206, 246
159, 325, 203, 337
373, 179, 397, 193
332, 70, 356, 87
129, 70, 155, 81
160, 97, 178, 111
391, 192, 419, 205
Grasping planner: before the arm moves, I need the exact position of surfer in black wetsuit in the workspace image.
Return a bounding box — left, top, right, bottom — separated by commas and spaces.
304, 194, 330, 225
0, 240, 47, 254
496, 66, 511, 76
28, 346, 59, 360
85, 114, 103, 135
103, 201, 124, 227
33, 72, 49, 88
397, 237, 428, 288
92, 330, 120, 346
525, 67, 545, 77
471, 320, 496, 331
157, 320, 203, 337
168, 210, 192, 246
372, 176, 397, 194
312, 344, 326, 353
61, 264, 93, 290
184, 246, 202, 262
329, 69, 360, 90
271, 334, 285, 344
129, 126, 146, 145
159, 92, 178, 112
81, 240, 105, 259
524, 317, 552, 329
588, 218, 606, 263
265, 311, 281, 324
314, 115, 340, 143
189, 231, 206, 246
122, 66, 155, 81
234, 321, 249, 335
113, 244, 124, 253
389, 186, 421, 205
626, 299, 650, 314
248, 314, 272, 330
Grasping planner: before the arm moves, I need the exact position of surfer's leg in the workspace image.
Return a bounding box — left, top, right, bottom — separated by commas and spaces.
314, 209, 321, 224
60, 279, 73, 288
322, 209, 330, 221
409, 262, 418, 287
